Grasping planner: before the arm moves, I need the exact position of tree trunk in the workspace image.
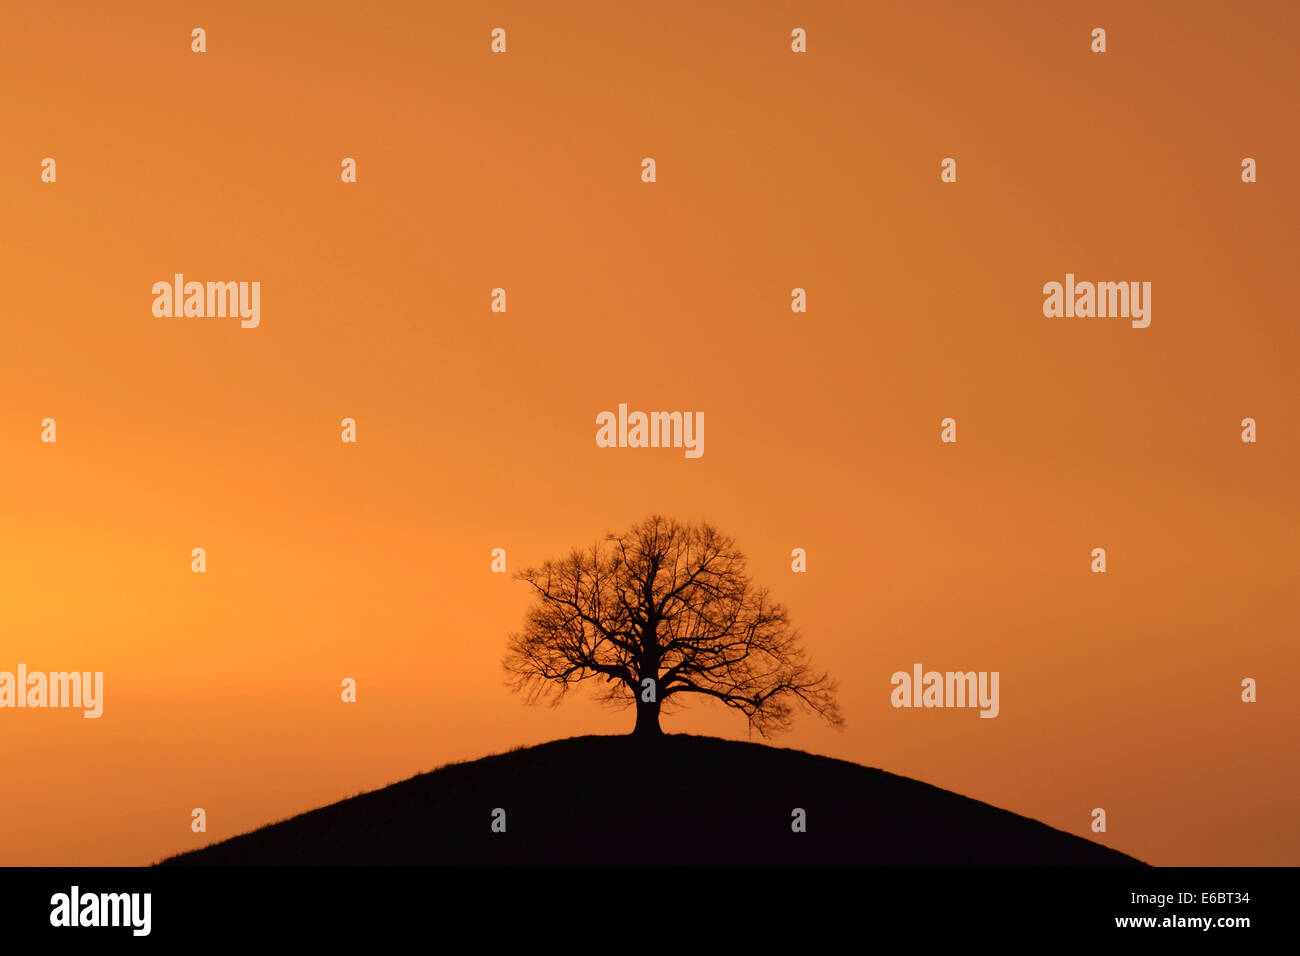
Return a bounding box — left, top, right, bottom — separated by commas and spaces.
632, 697, 662, 736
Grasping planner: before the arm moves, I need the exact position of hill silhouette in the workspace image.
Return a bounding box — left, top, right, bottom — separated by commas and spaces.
159, 735, 1144, 866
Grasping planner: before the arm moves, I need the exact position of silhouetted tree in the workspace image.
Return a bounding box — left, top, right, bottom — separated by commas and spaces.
504, 515, 843, 737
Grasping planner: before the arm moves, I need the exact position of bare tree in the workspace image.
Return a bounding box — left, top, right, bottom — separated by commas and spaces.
504, 515, 843, 737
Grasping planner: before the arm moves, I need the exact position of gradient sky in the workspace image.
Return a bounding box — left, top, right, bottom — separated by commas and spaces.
1, 0, 1296, 866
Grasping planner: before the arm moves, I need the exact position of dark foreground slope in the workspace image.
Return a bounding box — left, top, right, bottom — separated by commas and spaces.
160, 735, 1143, 866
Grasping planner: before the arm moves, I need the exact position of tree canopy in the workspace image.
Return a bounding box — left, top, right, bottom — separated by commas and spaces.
504, 515, 843, 737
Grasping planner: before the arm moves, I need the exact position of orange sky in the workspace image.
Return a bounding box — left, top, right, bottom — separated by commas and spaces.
1, 0, 1296, 866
